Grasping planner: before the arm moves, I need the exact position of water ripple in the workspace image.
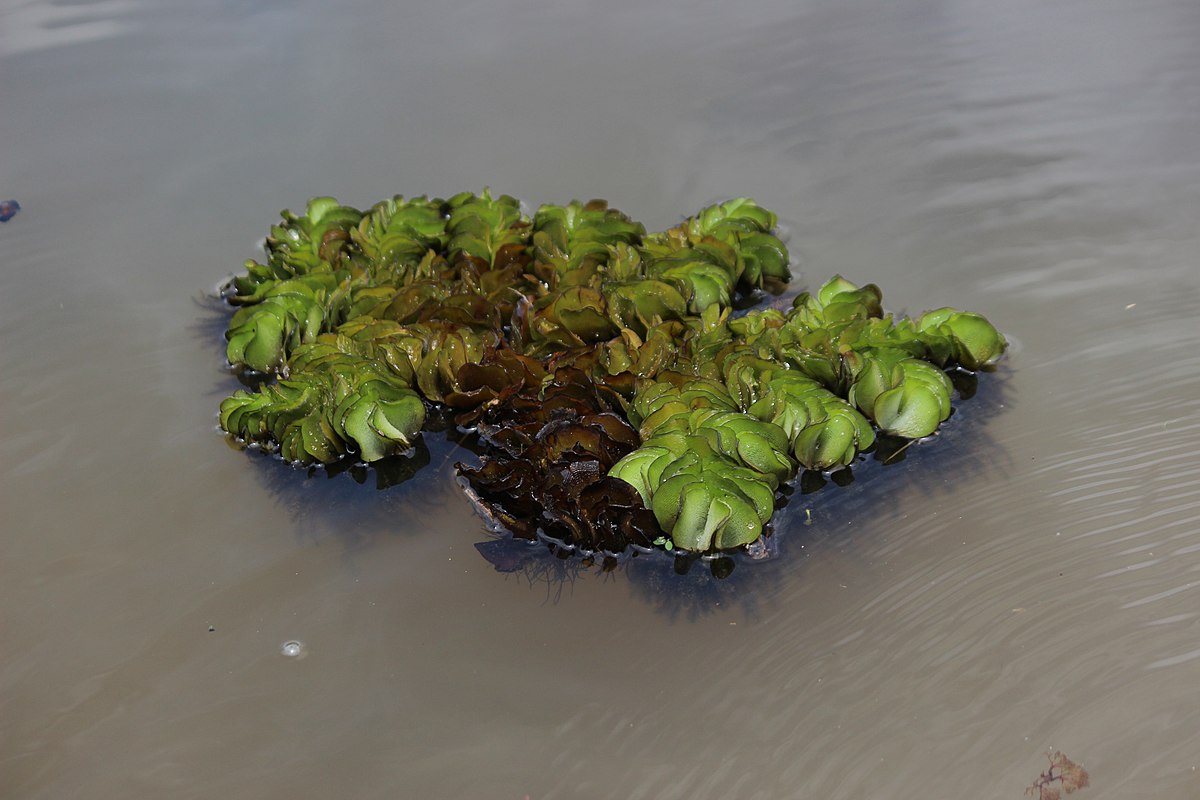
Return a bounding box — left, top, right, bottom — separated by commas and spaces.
0, 0, 139, 56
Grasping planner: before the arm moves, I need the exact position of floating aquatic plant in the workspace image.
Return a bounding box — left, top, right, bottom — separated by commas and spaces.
217, 192, 1006, 558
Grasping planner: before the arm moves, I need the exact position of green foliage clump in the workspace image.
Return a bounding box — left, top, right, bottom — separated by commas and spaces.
218, 192, 1006, 556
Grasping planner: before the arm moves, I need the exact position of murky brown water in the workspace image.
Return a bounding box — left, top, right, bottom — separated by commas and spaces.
4, 0, 1200, 797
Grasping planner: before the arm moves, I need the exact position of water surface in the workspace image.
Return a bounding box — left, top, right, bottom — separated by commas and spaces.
3, 0, 1200, 797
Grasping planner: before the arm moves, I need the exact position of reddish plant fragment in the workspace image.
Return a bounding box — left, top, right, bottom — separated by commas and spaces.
1025, 750, 1090, 800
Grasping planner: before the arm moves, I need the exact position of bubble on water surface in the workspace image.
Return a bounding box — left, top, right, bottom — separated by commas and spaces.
280, 640, 305, 658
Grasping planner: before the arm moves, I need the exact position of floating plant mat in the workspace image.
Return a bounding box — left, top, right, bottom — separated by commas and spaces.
216, 192, 1005, 560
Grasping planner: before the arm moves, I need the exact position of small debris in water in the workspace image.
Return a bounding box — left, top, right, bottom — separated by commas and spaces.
1025, 750, 1089, 799
280, 640, 305, 658
0, 200, 19, 222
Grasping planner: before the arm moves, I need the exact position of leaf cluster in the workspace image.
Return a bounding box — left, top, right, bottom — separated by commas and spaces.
218, 192, 1006, 557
